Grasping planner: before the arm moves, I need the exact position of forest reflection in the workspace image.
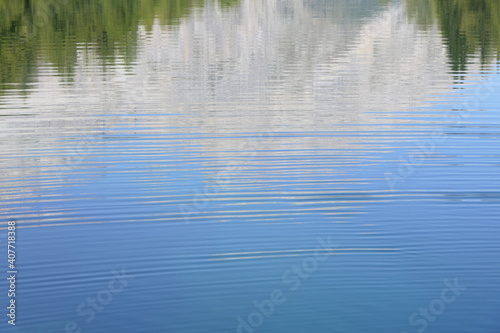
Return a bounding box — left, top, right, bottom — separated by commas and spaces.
406, 0, 500, 72
0, 0, 499, 95
0, 0, 239, 93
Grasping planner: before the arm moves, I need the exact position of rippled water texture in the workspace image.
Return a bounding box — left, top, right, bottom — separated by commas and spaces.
1, 0, 499, 332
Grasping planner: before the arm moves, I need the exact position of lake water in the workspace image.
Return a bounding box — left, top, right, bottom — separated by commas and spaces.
1, 0, 499, 332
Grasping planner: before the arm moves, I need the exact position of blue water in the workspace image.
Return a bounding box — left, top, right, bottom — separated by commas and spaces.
1, 0, 499, 332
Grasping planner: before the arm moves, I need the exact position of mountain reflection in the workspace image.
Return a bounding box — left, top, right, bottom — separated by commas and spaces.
0, 0, 499, 95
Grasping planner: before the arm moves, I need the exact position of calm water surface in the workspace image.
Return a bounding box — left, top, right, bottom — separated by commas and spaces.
1, 0, 499, 332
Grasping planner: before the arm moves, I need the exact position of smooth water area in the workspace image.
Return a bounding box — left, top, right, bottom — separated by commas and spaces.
1, 0, 499, 332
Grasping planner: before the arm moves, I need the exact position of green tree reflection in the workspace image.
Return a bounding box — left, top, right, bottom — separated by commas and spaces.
0, 0, 235, 95
407, 0, 500, 72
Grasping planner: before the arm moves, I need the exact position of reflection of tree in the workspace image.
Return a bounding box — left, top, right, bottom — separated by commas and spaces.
0, 0, 237, 94
406, 0, 500, 72
218, 0, 240, 8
